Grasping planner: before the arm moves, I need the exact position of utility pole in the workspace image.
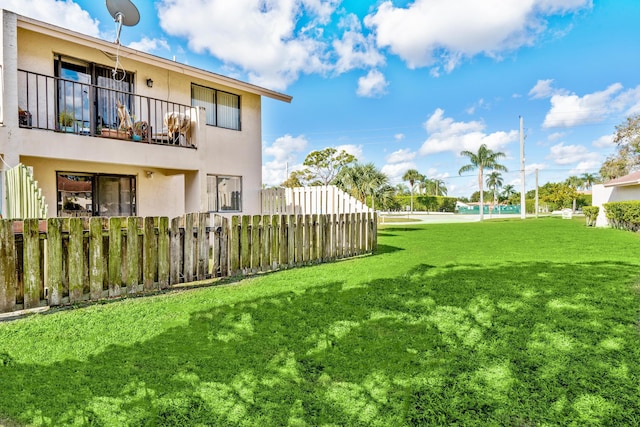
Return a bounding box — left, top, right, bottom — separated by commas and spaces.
535, 168, 539, 218
520, 116, 526, 219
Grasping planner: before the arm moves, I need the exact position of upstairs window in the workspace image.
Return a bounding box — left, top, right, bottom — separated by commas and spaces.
191, 84, 241, 130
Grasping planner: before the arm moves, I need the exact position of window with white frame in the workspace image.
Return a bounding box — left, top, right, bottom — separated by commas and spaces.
207, 175, 242, 212
191, 84, 241, 130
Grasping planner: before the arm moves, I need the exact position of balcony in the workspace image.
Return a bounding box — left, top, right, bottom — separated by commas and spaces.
17, 69, 197, 148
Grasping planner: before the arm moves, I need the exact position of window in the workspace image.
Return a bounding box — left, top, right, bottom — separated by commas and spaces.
57, 172, 136, 217
191, 84, 241, 130
207, 175, 242, 212
55, 55, 135, 132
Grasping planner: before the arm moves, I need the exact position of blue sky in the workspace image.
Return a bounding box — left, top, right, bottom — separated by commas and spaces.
4, 0, 639, 197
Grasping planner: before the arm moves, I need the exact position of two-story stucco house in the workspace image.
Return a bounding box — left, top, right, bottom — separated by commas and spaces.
0, 10, 291, 219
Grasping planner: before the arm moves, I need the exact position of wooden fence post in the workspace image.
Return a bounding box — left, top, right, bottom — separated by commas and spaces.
108, 217, 122, 297
184, 213, 195, 283
169, 217, 181, 285
262, 214, 271, 272
240, 215, 251, 274
158, 217, 170, 289
47, 218, 63, 306
143, 216, 157, 291
89, 217, 104, 301
69, 218, 84, 303
197, 213, 208, 280
251, 215, 261, 273
230, 216, 240, 276
23, 219, 41, 309
0, 220, 16, 313
126, 217, 139, 294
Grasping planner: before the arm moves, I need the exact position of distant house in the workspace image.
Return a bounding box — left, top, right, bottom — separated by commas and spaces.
592, 171, 640, 227
0, 10, 292, 219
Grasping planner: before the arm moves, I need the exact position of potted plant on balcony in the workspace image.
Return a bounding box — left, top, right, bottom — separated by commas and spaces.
59, 110, 75, 133
132, 120, 148, 142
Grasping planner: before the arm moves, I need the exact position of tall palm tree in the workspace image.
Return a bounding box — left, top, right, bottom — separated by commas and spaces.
335, 163, 389, 212
432, 178, 447, 196
502, 184, 516, 202
402, 169, 423, 214
565, 175, 583, 212
458, 144, 508, 221
580, 172, 599, 190
486, 171, 504, 209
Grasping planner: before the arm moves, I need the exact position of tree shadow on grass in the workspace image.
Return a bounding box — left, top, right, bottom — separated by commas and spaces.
0, 261, 639, 426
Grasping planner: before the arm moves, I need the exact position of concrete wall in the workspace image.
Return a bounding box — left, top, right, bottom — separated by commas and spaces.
1, 11, 266, 218
592, 183, 640, 227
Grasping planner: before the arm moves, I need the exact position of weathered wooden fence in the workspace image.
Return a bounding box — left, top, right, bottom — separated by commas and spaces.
0, 212, 376, 314
261, 185, 373, 215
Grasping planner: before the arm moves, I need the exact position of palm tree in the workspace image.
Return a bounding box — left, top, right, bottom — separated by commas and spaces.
565, 175, 583, 212
502, 184, 516, 202
432, 178, 447, 196
486, 171, 504, 211
458, 144, 508, 221
335, 163, 389, 212
580, 172, 599, 190
402, 169, 423, 214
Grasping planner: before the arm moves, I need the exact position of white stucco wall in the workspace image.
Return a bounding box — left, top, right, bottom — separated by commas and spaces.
592, 183, 640, 227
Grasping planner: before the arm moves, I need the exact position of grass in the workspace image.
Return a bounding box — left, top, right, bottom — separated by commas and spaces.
1, 217, 640, 426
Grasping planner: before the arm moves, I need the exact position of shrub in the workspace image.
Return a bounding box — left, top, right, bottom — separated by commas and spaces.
603, 201, 640, 231
582, 206, 599, 227
393, 195, 457, 212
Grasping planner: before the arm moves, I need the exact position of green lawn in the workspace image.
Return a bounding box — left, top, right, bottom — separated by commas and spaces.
1, 217, 640, 426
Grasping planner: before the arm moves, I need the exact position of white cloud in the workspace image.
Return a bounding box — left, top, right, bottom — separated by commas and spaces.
569, 160, 601, 175
529, 79, 561, 99
262, 134, 309, 185
364, 0, 591, 72
157, 0, 334, 91
419, 108, 518, 155
525, 163, 546, 174
356, 69, 389, 97
542, 83, 624, 128
592, 133, 615, 148
547, 132, 565, 142
333, 14, 385, 74
381, 162, 417, 184
335, 144, 363, 160
1, 0, 100, 37
127, 37, 170, 54
386, 148, 416, 164
547, 142, 600, 165
394, 133, 405, 141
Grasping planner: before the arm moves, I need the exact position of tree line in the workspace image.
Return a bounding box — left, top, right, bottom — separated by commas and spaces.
276, 113, 640, 215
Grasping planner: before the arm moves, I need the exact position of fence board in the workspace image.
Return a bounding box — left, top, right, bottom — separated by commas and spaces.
126, 217, 139, 294
197, 213, 208, 280
230, 216, 240, 275
0, 221, 16, 313
184, 213, 195, 282
22, 219, 40, 309
158, 217, 170, 289
47, 218, 63, 305
69, 218, 84, 303
251, 215, 260, 273
143, 217, 157, 291
89, 217, 104, 300
170, 217, 181, 285
108, 217, 122, 297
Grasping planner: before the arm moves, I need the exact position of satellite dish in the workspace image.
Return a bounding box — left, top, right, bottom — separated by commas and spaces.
106, 0, 140, 44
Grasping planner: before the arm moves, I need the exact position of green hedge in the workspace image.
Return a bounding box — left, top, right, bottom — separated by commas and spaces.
582, 206, 599, 227
393, 195, 457, 212
603, 201, 640, 231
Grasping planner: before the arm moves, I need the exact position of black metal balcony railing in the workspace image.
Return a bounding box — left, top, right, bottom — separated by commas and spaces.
17, 69, 196, 148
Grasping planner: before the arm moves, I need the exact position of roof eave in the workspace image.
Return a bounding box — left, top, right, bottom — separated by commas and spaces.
14, 12, 293, 103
